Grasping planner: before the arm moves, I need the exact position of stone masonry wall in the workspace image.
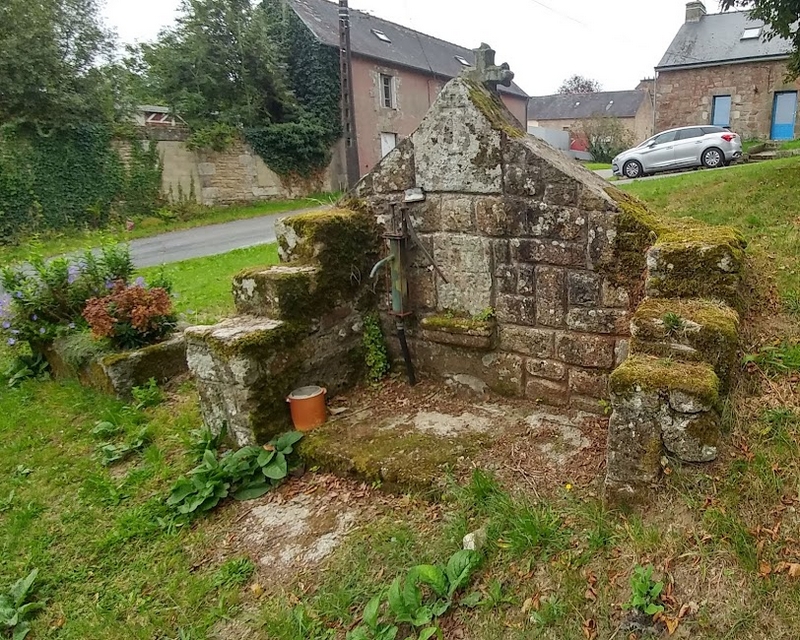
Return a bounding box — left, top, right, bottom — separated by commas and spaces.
355, 76, 639, 415
656, 60, 800, 140
116, 128, 346, 207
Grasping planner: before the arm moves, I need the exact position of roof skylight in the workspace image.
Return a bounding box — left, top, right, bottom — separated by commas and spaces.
741, 27, 762, 40
371, 29, 391, 43
454, 55, 471, 66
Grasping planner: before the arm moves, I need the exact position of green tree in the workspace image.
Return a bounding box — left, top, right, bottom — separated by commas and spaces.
141, 0, 293, 128
720, 1, 800, 78
572, 116, 633, 164
0, 0, 117, 127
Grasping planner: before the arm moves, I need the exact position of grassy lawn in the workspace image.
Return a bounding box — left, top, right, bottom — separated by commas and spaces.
780, 139, 800, 151
621, 157, 800, 294
582, 162, 611, 170
0, 193, 335, 265
4, 162, 800, 638
140, 243, 279, 324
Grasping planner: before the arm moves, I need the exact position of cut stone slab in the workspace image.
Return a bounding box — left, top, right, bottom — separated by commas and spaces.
43, 334, 187, 399
232, 265, 319, 320
419, 315, 496, 350
299, 380, 604, 496
631, 297, 739, 388
645, 237, 746, 312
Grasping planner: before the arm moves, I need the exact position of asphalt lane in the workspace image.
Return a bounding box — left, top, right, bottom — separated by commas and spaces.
129, 206, 323, 268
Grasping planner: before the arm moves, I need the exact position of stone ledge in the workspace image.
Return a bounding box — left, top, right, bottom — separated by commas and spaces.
419, 315, 496, 350
232, 264, 320, 320
631, 297, 739, 387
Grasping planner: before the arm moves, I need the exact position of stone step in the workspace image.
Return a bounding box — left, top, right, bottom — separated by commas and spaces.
630, 297, 739, 388
749, 151, 779, 162
645, 225, 746, 312
605, 354, 721, 505
232, 265, 320, 320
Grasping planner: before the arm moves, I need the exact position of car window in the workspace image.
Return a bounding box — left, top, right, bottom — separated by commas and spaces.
702, 126, 726, 135
676, 127, 705, 140
652, 130, 678, 145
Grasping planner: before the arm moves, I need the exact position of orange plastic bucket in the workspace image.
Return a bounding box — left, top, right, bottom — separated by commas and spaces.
287, 386, 328, 431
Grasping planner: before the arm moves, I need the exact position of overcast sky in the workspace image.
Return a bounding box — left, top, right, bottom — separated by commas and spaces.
102, 0, 725, 96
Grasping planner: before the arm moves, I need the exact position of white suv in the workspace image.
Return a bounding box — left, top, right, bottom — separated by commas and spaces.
612, 126, 743, 179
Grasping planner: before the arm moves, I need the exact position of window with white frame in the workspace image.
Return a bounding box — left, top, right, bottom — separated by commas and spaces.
380, 74, 395, 109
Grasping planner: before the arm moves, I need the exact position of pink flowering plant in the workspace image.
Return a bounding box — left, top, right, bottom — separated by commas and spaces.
0, 243, 136, 349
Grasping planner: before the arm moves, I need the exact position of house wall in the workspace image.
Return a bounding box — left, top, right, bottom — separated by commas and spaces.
351, 56, 528, 175
528, 103, 653, 149
656, 60, 800, 140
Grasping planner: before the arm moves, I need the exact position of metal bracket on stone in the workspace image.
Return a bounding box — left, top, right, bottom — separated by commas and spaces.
465, 42, 514, 93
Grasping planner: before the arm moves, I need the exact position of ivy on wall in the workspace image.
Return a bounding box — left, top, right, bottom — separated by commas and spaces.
244, 0, 342, 177
0, 125, 163, 241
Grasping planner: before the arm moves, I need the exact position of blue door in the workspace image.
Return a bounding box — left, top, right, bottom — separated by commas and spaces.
771, 91, 797, 140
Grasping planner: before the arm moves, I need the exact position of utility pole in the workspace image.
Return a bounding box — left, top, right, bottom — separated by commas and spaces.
339, 0, 360, 189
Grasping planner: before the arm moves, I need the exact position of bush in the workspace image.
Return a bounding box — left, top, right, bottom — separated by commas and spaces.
83, 281, 176, 350
245, 118, 330, 177
0, 244, 135, 347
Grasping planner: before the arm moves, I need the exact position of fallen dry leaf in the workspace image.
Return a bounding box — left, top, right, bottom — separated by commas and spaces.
582, 618, 598, 640
665, 616, 680, 635
585, 587, 597, 602
250, 583, 264, 597
758, 561, 772, 577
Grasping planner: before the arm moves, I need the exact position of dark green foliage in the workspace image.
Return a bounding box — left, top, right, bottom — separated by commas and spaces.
95, 427, 153, 466
2, 352, 50, 388
744, 342, 800, 373
244, 119, 331, 177
0, 0, 117, 127
166, 431, 304, 515
0, 126, 163, 240
347, 549, 482, 640
0, 243, 135, 346
131, 378, 165, 409
186, 123, 239, 152
362, 314, 390, 383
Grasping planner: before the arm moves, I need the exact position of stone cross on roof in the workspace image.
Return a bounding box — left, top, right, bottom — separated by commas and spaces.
467, 42, 515, 93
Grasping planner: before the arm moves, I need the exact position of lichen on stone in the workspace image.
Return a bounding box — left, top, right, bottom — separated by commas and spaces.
420, 312, 495, 335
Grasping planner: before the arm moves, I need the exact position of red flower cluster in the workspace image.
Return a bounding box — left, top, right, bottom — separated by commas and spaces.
83, 281, 176, 349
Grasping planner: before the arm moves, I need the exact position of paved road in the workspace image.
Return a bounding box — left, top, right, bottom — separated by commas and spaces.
130, 206, 323, 268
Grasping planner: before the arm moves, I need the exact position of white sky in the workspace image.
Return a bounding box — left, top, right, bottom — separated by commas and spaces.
102, 0, 725, 96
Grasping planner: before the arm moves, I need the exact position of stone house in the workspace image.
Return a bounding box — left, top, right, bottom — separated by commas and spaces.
527, 88, 654, 150
656, 1, 799, 141
287, 0, 530, 176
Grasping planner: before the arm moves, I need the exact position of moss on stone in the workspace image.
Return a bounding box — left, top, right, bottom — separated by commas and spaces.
610, 354, 720, 407
299, 419, 488, 496
281, 208, 381, 309
420, 314, 495, 335
464, 79, 525, 139
685, 412, 719, 447
205, 322, 307, 361
606, 187, 746, 250
633, 298, 739, 342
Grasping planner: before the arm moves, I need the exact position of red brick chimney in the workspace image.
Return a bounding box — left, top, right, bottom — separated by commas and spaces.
686, 1, 707, 23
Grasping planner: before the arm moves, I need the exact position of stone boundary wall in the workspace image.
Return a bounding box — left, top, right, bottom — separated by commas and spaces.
115, 127, 347, 207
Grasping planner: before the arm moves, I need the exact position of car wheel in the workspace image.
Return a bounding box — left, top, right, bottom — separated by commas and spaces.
702, 147, 724, 169
623, 160, 643, 179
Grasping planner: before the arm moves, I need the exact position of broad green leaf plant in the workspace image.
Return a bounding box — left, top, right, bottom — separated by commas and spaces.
347, 549, 482, 640
0, 569, 44, 640
167, 431, 304, 515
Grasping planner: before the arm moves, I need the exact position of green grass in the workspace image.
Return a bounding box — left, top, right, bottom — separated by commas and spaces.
621, 156, 800, 294
779, 139, 800, 151
583, 162, 612, 170
0, 193, 336, 265
140, 243, 279, 324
